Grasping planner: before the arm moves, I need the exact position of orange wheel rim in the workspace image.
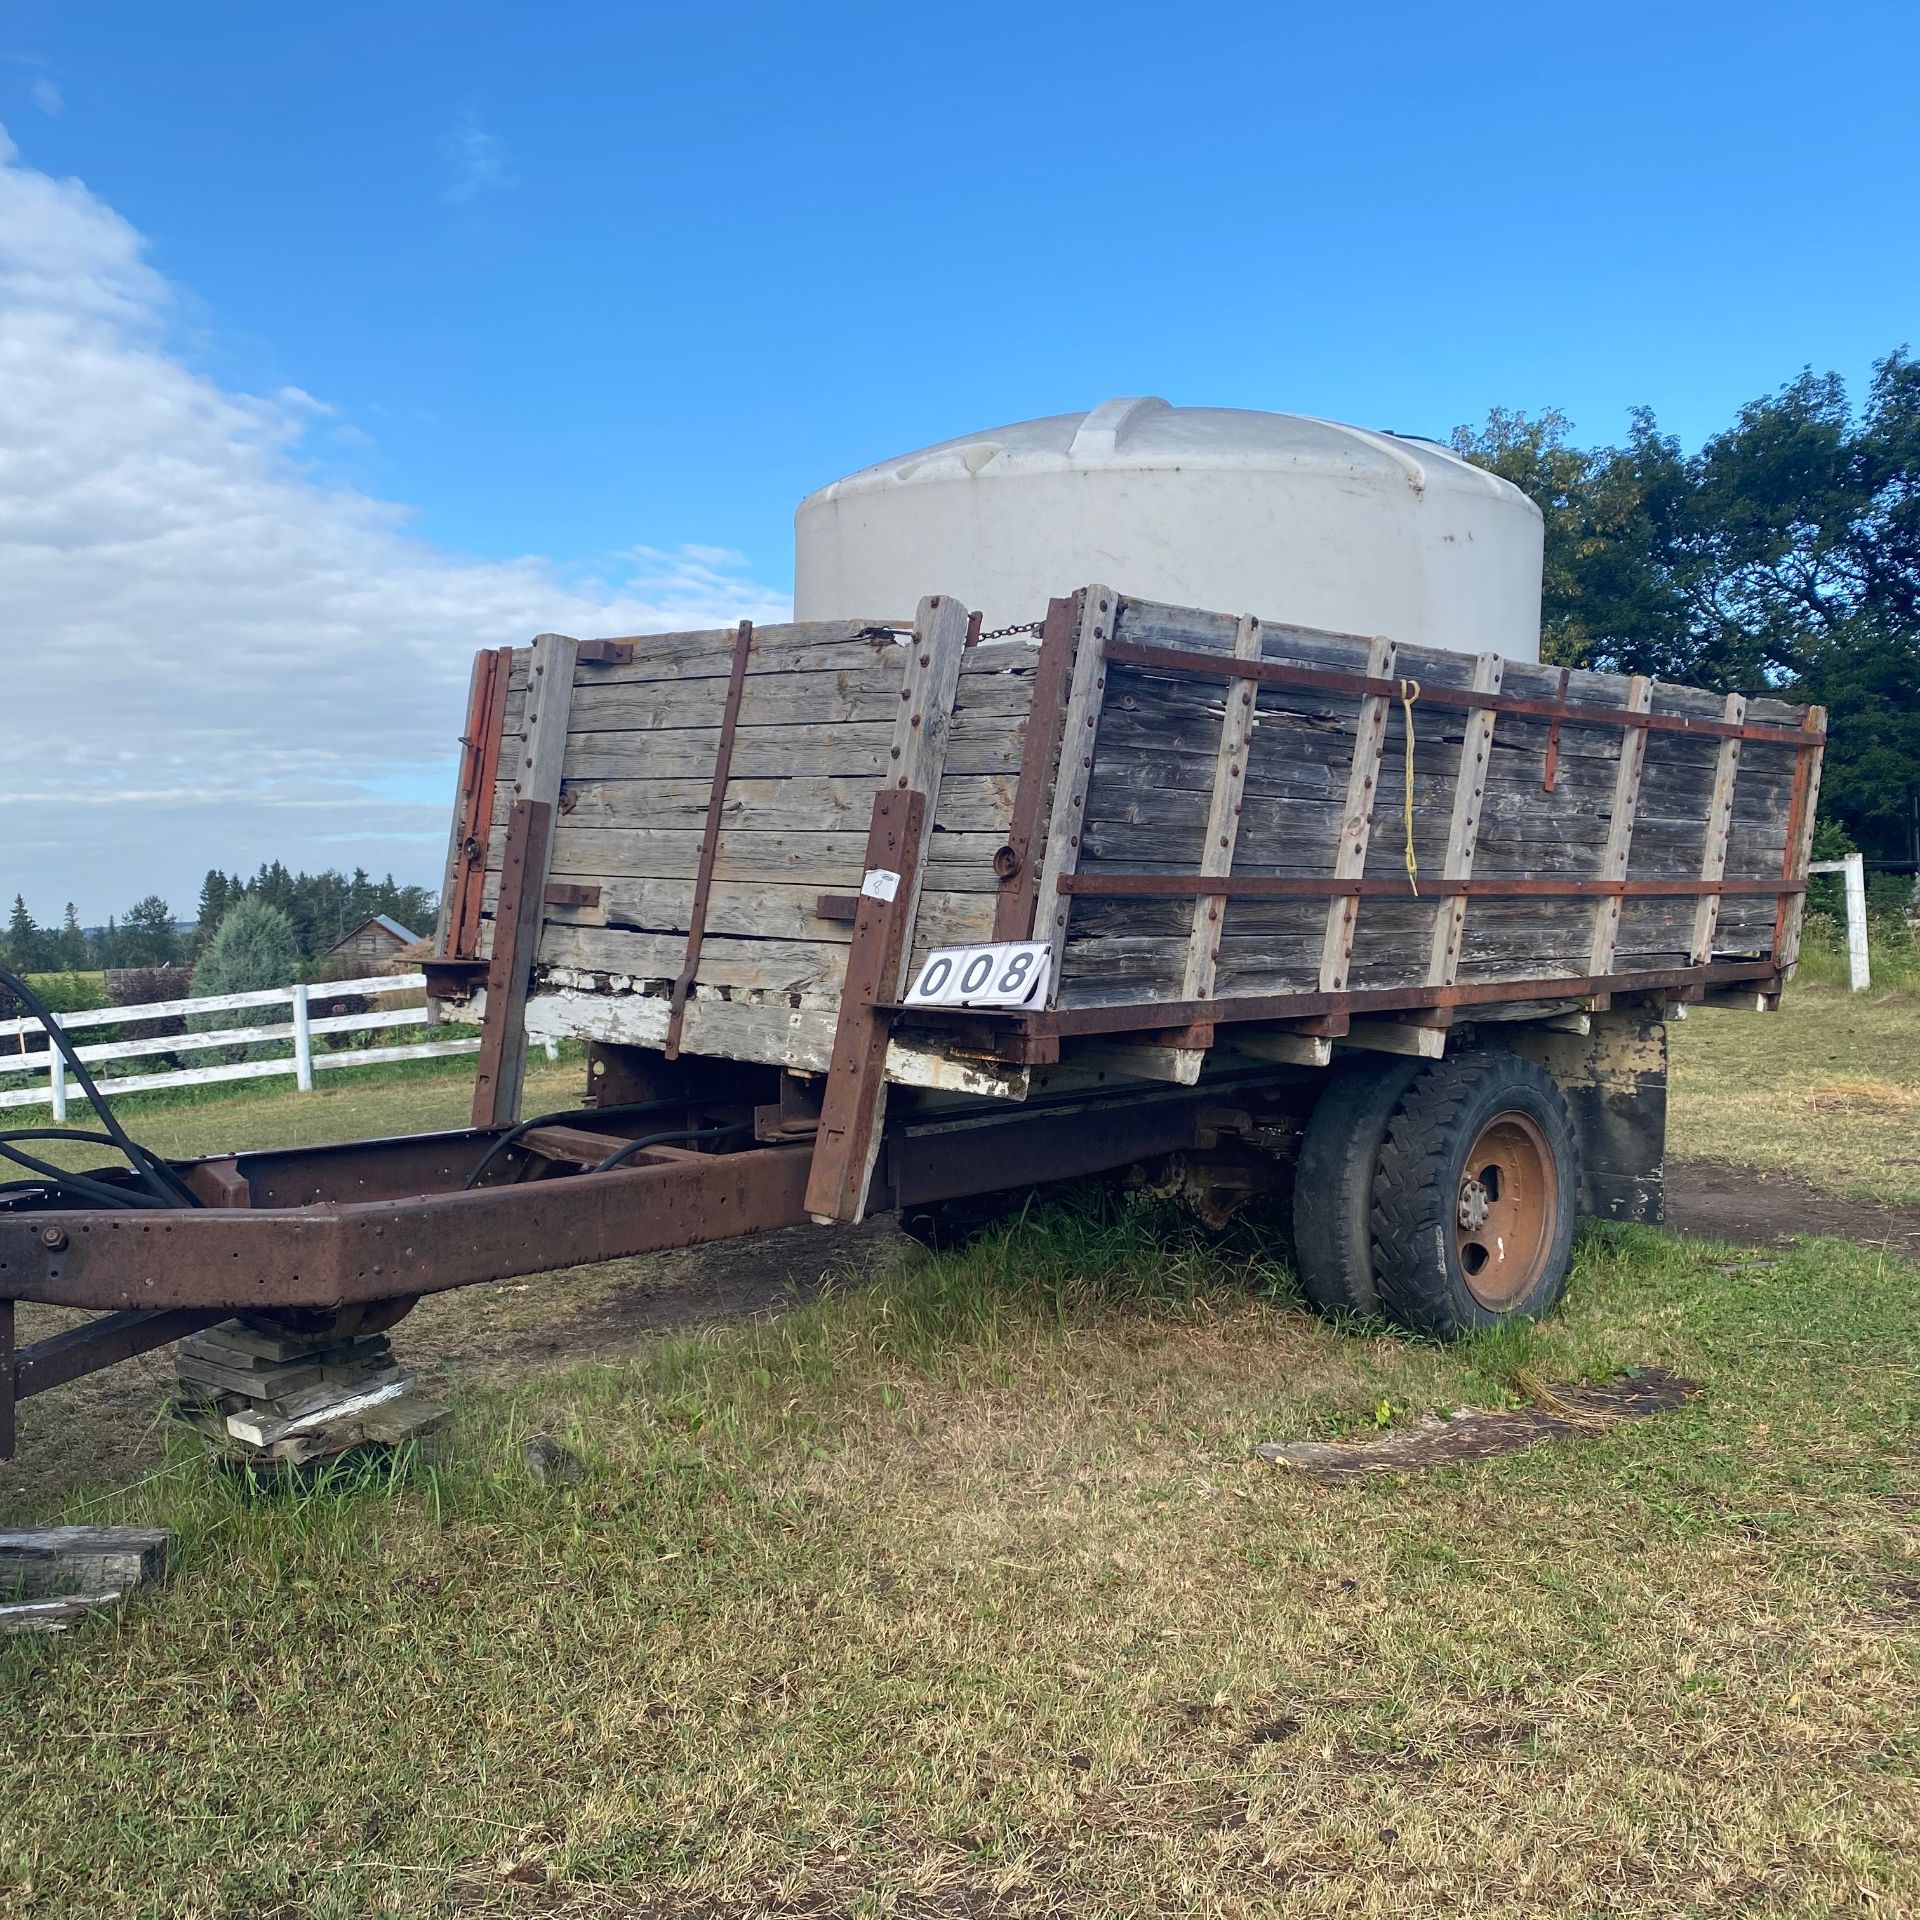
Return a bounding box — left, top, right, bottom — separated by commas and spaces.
1453, 1112, 1557, 1310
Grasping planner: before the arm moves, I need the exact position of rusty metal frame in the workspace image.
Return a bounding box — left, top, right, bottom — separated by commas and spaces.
666, 618, 754, 1059
471, 797, 552, 1129
1773, 704, 1828, 964
1541, 665, 1571, 792
992, 593, 1081, 941
1058, 874, 1803, 901
891, 957, 1784, 1048
804, 789, 927, 1223
449, 645, 513, 960
1103, 639, 1827, 748
1, 1142, 815, 1318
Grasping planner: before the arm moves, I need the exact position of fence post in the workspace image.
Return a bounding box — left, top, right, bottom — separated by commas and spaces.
1843, 851, 1871, 992
291, 983, 314, 1091
49, 1041, 67, 1125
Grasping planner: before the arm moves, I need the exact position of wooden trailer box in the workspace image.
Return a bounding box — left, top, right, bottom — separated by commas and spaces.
430, 585, 1823, 1202
0, 582, 1833, 1465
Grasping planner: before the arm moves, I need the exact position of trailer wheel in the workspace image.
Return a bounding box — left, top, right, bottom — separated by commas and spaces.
1290, 1058, 1422, 1318
1371, 1052, 1579, 1339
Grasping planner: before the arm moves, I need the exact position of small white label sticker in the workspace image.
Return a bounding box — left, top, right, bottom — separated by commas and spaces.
861, 868, 902, 902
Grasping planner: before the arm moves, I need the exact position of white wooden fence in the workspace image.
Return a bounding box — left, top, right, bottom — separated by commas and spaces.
1808, 853, 1871, 991
0, 972, 480, 1117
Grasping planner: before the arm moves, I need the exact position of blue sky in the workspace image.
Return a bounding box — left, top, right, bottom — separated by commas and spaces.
3, 1, 1917, 916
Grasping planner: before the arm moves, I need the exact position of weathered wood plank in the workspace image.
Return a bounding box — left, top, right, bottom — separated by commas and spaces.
1034, 587, 1116, 990
575, 624, 902, 681
1181, 613, 1264, 1009
1319, 634, 1395, 991
1426, 652, 1504, 985
1689, 693, 1746, 962
1586, 676, 1653, 973
540, 825, 1006, 888
887, 593, 974, 990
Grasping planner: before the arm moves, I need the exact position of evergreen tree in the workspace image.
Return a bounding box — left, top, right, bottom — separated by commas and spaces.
190, 900, 302, 1060
5, 895, 45, 973
118, 895, 180, 969
195, 870, 232, 941
58, 903, 90, 972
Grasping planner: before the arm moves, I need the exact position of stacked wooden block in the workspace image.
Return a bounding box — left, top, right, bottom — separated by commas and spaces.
174, 1319, 447, 1467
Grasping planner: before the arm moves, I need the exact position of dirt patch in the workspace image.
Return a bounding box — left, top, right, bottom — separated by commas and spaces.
1256, 1369, 1698, 1476
1, 1216, 910, 1516
1665, 1156, 1920, 1255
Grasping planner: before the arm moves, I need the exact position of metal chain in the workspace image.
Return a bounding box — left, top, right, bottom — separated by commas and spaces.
973, 620, 1045, 642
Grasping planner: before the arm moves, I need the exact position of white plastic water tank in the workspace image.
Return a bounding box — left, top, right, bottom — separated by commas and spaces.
794, 398, 1542, 661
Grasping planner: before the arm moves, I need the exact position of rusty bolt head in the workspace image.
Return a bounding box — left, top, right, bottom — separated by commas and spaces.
39, 1225, 68, 1251
992, 845, 1022, 879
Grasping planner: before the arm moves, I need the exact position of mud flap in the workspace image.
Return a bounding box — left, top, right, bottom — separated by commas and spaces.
1493, 1010, 1668, 1226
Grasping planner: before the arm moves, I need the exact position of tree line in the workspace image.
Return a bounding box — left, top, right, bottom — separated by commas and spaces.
1452, 347, 1920, 872
2, 865, 435, 977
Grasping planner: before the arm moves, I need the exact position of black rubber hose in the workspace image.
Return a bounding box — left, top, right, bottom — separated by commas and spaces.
0, 1129, 178, 1211
460, 1096, 686, 1191
592, 1121, 751, 1174
0, 1142, 172, 1209
0, 965, 198, 1208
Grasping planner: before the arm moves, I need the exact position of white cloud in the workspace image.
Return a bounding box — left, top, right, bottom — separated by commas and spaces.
0, 123, 788, 921
29, 78, 61, 118
437, 105, 512, 201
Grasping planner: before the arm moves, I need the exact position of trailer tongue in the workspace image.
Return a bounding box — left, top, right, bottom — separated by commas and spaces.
0, 586, 1823, 1458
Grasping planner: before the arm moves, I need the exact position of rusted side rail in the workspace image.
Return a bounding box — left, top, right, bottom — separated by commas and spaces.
0, 1130, 814, 1456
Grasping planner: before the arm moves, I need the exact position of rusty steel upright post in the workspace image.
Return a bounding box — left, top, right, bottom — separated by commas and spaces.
471, 797, 552, 1129
804, 788, 926, 1224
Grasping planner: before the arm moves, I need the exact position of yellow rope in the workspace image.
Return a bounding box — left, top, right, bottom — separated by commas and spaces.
1398, 677, 1421, 896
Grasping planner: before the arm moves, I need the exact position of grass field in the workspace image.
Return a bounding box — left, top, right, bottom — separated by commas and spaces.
1670, 978, 1920, 1206
1, 984, 1917, 1918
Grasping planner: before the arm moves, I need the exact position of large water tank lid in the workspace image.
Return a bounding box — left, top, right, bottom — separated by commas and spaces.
800, 397, 1538, 517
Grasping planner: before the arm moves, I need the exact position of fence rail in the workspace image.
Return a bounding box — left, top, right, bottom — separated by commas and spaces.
0, 972, 479, 1116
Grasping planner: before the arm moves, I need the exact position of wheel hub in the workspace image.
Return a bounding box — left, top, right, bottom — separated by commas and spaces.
1453, 1110, 1558, 1310
1456, 1176, 1492, 1232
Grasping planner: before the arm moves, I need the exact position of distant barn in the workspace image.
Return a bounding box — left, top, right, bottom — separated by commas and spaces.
323, 914, 421, 968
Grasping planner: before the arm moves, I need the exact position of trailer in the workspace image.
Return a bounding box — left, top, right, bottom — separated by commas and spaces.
0, 586, 1824, 1458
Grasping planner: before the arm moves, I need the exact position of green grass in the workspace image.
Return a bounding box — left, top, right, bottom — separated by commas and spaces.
3, 1194, 1917, 1918
5, 1002, 1919, 1916
1793, 913, 1920, 994
1670, 977, 1920, 1205
26, 1048, 585, 1167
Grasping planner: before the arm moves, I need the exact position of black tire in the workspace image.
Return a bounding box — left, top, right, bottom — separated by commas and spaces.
1371, 1051, 1579, 1340
1291, 1058, 1422, 1319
